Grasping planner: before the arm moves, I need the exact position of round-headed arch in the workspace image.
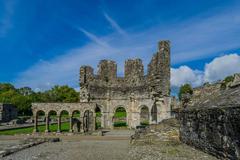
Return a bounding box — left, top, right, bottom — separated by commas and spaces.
36, 110, 45, 117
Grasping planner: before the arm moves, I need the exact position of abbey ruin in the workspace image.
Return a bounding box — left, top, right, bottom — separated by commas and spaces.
32, 40, 171, 133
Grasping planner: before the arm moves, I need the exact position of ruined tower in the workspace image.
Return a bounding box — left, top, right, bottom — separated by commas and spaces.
147, 40, 170, 97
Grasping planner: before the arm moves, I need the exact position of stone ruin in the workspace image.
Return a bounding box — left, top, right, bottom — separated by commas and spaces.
179, 73, 240, 159
31, 40, 172, 133
0, 103, 17, 123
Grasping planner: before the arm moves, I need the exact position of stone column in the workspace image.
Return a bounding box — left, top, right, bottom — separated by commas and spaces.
33, 115, 39, 133
101, 113, 105, 128
92, 115, 96, 131
80, 116, 84, 133
57, 115, 61, 133
69, 114, 73, 133
45, 114, 49, 133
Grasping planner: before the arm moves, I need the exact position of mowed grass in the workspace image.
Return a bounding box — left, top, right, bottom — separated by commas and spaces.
114, 112, 126, 118
0, 122, 70, 135
114, 111, 127, 127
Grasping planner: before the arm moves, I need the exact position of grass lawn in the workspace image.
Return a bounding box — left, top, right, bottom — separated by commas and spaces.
114, 112, 126, 118
0, 122, 70, 135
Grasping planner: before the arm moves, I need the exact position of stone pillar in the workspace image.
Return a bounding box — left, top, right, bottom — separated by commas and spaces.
101, 113, 105, 128
80, 116, 84, 133
110, 114, 114, 129
69, 115, 73, 133
57, 115, 61, 133
33, 115, 39, 133
92, 115, 96, 131
45, 115, 49, 133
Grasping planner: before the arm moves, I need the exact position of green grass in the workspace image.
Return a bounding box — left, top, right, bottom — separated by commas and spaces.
114, 112, 126, 118
0, 122, 70, 135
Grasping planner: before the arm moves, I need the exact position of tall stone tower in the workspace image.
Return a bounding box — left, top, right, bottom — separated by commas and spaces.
148, 40, 170, 97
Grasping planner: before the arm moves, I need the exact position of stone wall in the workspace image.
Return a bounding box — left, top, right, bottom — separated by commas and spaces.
79, 40, 171, 101
32, 40, 172, 131
179, 105, 240, 159
0, 104, 18, 122
179, 75, 240, 159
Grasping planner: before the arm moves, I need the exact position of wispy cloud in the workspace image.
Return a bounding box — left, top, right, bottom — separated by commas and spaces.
78, 28, 109, 47
103, 12, 127, 36
0, 0, 16, 37
14, 6, 240, 90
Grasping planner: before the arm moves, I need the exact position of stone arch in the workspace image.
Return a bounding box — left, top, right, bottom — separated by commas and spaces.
71, 110, 80, 118
59, 110, 70, 132
95, 105, 102, 129
151, 103, 157, 124
71, 110, 81, 133
83, 110, 94, 132
113, 106, 127, 128
139, 105, 150, 125
113, 105, 128, 113
48, 110, 57, 132
35, 110, 45, 132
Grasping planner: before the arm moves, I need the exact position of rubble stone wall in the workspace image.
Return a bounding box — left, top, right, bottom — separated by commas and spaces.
179, 104, 240, 159
179, 74, 240, 159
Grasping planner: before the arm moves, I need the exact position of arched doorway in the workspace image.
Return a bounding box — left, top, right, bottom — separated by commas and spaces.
72, 110, 81, 133
36, 110, 45, 132
59, 110, 70, 132
95, 106, 102, 129
48, 110, 57, 132
140, 106, 149, 125
113, 107, 127, 128
151, 103, 157, 124
83, 110, 94, 132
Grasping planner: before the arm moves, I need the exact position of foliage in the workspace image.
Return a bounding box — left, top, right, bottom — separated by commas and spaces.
0, 83, 79, 116
221, 75, 234, 89
113, 122, 127, 127
178, 84, 193, 100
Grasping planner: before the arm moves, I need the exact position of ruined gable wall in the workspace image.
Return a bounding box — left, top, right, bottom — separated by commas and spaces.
79, 41, 171, 101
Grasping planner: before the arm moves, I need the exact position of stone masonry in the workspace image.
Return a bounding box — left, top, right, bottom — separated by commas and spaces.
32, 40, 172, 133
179, 74, 240, 159
0, 104, 17, 123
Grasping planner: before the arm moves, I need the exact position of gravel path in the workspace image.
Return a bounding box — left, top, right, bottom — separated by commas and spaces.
2, 139, 130, 160
1, 128, 218, 160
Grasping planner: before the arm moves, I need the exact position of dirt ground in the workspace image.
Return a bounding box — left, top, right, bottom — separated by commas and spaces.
0, 120, 218, 160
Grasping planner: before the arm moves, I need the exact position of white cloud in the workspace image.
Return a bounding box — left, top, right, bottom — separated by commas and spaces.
171, 54, 240, 89
13, 7, 240, 90
103, 12, 127, 36
78, 28, 109, 47
171, 66, 203, 87
204, 54, 240, 82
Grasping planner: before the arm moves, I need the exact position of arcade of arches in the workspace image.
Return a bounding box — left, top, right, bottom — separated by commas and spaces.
32, 98, 171, 133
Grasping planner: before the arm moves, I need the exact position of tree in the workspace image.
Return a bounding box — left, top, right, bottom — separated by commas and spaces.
17, 87, 34, 96
11, 95, 32, 116
0, 83, 79, 116
178, 84, 193, 100
46, 85, 79, 102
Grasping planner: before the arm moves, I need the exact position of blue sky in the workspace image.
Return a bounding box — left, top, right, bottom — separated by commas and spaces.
0, 0, 240, 91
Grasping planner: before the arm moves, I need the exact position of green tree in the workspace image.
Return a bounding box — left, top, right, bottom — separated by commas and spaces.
11, 95, 32, 116
178, 84, 193, 100
17, 87, 34, 96
45, 85, 79, 102
0, 83, 15, 94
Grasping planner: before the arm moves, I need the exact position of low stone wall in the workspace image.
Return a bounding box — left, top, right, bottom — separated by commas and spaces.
179, 105, 240, 159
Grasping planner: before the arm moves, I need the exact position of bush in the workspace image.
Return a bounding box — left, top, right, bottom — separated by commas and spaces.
113, 122, 127, 127
178, 84, 193, 100
221, 75, 234, 89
